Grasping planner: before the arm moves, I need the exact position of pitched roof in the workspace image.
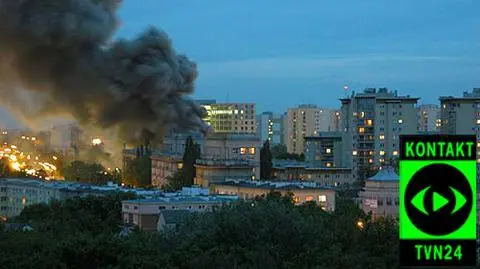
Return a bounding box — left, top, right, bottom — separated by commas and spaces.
367, 166, 399, 181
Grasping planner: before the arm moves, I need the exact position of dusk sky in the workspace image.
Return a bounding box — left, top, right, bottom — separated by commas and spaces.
117, 0, 480, 113
1, 0, 479, 128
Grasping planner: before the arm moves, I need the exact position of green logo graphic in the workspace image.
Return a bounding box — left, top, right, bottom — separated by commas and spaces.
400, 161, 476, 239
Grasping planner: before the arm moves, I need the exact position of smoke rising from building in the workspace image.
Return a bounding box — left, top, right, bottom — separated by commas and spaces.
0, 0, 206, 147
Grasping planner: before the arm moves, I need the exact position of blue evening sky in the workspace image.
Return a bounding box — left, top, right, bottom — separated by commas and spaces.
116, 0, 480, 113
1, 0, 479, 128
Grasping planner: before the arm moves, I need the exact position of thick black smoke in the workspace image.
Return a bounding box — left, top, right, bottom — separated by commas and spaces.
0, 0, 206, 146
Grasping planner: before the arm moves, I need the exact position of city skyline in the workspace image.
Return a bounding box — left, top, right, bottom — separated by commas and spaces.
0, 0, 479, 127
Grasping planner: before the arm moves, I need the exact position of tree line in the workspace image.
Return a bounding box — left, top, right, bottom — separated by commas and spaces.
0, 191, 438, 269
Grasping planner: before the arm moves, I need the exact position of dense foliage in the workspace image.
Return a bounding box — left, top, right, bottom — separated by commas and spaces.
0, 193, 455, 269
63, 160, 121, 184
123, 156, 151, 187
270, 144, 305, 161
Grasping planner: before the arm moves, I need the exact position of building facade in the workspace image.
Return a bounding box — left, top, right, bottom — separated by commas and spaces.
122, 189, 238, 232
194, 133, 261, 187
0, 179, 157, 219
256, 112, 285, 145
285, 105, 339, 155
150, 154, 183, 187
304, 132, 351, 168
201, 103, 256, 134
340, 88, 418, 180
211, 179, 336, 211
359, 167, 399, 219
417, 104, 440, 132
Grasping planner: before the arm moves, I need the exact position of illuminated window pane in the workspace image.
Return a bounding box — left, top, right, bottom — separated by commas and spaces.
318, 195, 327, 202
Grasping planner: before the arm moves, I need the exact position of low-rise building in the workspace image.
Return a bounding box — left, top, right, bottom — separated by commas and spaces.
211, 179, 336, 211
157, 210, 190, 233
122, 188, 238, 231
0, 178, 161, 219
359, 166, 399, 219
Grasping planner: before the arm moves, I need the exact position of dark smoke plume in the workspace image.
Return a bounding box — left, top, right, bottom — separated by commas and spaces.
0, 0, 206, 146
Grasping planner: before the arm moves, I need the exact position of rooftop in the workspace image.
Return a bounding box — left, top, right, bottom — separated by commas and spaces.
123, 195, 239, 204
0, 178, 162, 197
367, 166, 399, 181
213, 178, 334, 191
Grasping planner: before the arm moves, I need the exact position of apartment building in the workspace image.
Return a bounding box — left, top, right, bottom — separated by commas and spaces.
359, 166, 399, 220
256, 112, 285, 145
439, 88, 480, 168
211, 179, 336, 211
194, 133, 261, 187
417, 104, 440, 132
304, 132, 351, 168
201, 102, 256, 134
285, 105, 339, 154
340, 88, 418, 180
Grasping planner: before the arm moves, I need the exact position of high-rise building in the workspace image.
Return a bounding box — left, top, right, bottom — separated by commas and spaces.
200, 102, 256, 134
256, 112, 285, 145
285, 105, 338, 154
340, 88, 418, 180
439, 88, 480, 163
417, 104, 440, 132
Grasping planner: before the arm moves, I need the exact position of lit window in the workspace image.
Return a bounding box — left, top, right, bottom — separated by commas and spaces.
305, 196, 313, 202
368, 159, 373, 163
326, 148, 331, 153
476, 119, 480, 125
393, 151, 398, 156
318, 195, 327, 202
380, 150, 385, 156
177, 163, 183, 169
398, 119, 403, 124
358, 127, 365, 133
326, 162, 332, 167
477, 143, 480, 148
240, 147, 247, 154
353, 112, 358, 116
366, 119, 373, 126
249, 147, 256, 155
352, 151, 358, 156
379, 158, 385, 163
234, 110, 238, 114
379, 135, 385, 140
293, 196, 300, 203
360, 112, 365, 118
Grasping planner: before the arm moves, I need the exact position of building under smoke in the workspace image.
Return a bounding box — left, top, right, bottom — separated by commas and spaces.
0, 0, 206, 150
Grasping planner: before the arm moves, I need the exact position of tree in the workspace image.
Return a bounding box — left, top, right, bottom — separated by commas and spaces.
124, 156, 151, 187
163, 170, 184, 192
260, 140, 272, 180
63, 161, 110, 184
270, 144, 287, 158
181, 136, 200, 186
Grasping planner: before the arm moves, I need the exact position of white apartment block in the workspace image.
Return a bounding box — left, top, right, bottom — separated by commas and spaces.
417, 104, 440, 132
201, 102, 256, 134
340, 88, 418, 180
256, 112, 285, 145
285, 105, 339, 155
